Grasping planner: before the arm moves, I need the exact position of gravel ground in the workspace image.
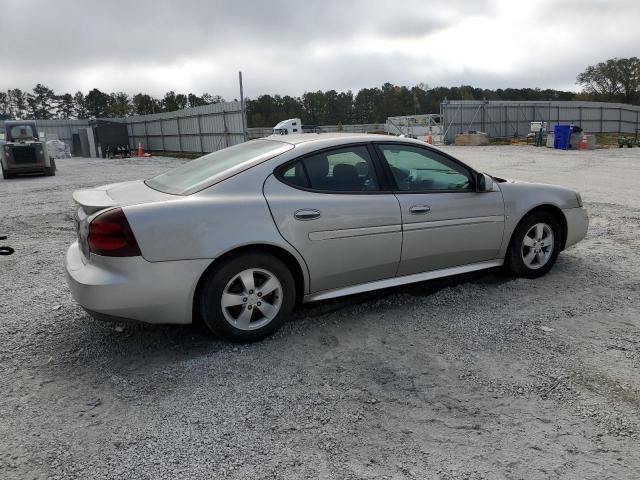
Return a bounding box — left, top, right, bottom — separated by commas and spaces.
1, 146, 639, 479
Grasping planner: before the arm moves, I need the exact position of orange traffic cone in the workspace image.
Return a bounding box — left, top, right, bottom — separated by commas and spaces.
579, 133, 588, 150
427, 129, 433, 145
137, 143, 144, 157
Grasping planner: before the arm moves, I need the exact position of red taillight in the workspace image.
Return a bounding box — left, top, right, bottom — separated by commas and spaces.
88, 208, 141, 257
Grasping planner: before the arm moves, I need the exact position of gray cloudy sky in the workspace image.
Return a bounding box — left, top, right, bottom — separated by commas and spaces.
0, 0, 638, 98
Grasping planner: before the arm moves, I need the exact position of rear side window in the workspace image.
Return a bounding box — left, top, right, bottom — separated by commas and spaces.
281, 162, 309, 188
279, 146, 379, 192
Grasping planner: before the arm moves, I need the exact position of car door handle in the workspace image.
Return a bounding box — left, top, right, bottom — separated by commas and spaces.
409, 205, 431, 215
294, 209, 321, 221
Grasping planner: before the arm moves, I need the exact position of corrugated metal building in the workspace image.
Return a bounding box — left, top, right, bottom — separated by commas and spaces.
0, 118, 92, 154
440, 100, 640, 143
1, 101, 245, 156
6, 100, 640, 155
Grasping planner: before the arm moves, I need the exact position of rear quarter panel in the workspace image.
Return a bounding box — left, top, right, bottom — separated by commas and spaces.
122, 160, 310, 292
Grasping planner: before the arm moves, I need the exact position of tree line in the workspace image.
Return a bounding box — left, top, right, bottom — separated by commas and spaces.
0, 86, 224, 121
248, 57, 640, 126
1, 57, 637, 127
247, 83, 580, 127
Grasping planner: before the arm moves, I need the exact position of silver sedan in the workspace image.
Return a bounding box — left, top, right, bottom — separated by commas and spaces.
65, 134, 588, 341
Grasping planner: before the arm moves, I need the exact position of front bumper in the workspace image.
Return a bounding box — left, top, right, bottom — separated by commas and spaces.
65, 242, 211, 324
562, 207, 589, 249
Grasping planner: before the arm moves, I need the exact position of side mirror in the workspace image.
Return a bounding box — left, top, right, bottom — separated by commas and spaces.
476, 173, 494, 192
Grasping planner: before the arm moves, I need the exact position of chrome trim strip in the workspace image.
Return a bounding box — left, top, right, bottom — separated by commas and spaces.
309, 224, 401, 241
303, 259, 504, 302
403, 215, 504, 232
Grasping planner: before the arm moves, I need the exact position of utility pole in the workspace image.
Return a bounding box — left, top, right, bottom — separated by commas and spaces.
239, 71, 247, 142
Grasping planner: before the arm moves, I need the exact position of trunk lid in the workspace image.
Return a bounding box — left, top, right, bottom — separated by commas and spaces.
72, 180, 179, 260
73, 180, 177, 214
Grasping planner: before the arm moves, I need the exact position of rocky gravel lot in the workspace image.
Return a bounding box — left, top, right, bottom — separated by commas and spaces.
1, 145, 639, 479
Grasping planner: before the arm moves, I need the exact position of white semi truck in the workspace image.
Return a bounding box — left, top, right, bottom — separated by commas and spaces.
272, 118, 320, 135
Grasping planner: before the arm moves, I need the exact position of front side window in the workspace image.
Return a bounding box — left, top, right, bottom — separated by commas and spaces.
378, 145, 472, 192
279, 146, 379, 192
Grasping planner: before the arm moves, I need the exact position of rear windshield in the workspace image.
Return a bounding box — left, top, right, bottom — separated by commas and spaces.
8, 124, 38, 141
145, 139, 292, 195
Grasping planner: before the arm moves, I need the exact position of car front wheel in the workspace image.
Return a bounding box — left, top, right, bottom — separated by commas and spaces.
506, 212, 562, 278
198, 253, 296, 342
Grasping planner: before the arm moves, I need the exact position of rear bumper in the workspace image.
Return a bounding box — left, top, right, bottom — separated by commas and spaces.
64, 242, 211, 324
562, 207, 589, 249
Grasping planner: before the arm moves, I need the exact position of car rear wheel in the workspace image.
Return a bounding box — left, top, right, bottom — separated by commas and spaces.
506, 212, 562, 278
198, 253, 296, 342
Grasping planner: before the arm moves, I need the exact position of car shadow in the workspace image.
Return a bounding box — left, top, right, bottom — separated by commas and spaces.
54, 267, 509, 372
1, 172, 52, 180
59, 256, 598, 375
44, 254, 605, 399
294, 267, 510, 319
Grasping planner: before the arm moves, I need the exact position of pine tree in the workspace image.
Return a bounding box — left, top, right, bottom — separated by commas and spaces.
58, 93, 75, 119
74, 92, 89, 119
27, 84, 56, 119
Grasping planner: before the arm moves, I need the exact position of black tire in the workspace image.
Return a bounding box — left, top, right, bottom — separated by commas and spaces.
198, 252, 296, 342
44, 159, 56, 176
505, 211, 562, 279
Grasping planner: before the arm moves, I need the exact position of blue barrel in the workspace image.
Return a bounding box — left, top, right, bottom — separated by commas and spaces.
553, 125, 572, 150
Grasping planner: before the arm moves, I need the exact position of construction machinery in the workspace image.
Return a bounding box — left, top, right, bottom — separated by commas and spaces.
1, 121, 56, 178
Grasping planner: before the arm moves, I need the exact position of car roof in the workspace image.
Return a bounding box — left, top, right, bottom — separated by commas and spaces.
263, 132, 432, 148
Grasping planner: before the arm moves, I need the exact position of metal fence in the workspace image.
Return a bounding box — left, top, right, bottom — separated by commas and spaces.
126, 101, 245, 154
1, 102, 245, 156
10, 100, 639, 155
440, 100, 640, 143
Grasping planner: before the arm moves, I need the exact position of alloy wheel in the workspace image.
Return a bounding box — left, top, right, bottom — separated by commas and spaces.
220, 268, 283, 330
521, 222, 554, 269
